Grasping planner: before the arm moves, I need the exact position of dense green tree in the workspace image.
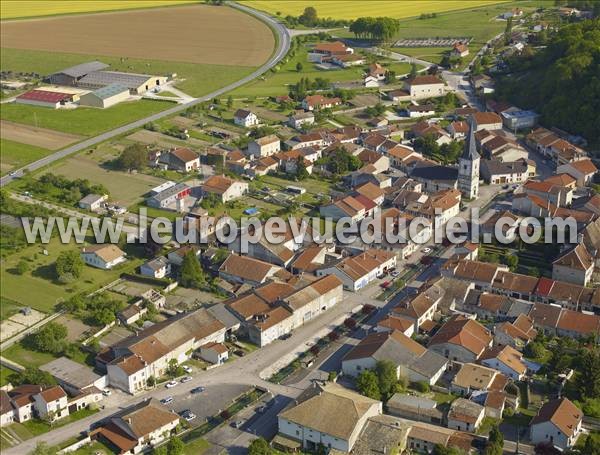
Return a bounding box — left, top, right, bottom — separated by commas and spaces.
118, 143, 147, 171
86, 293, 125, 326
349, 17, 399, 42
55, 250, 84, 280
15, 260, 29, 275
180, 250, 205, 288
582, 432, 600, 455
299, 7, 318, 27
375, 360, 397, 399
248, 438, 272, 455
296, 62, 303, 72
9, 367, 56, 387
356, 370, 381, 400
524, 341, 547, 360
166, 436, 184, 455
496, 19, 600, 145
27, 322, 67, 354
152, 447, 168, 455
576, 348, 600, 398
485, 425, 504, 455
296, 157, 309, 180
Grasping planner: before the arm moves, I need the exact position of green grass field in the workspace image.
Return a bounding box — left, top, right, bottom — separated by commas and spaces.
240, 0, 509, 20
0, 235, 142, 314
0, 1, 199, 20
390, 46, 451, 65
231, 45, 412, 98
1, 47, 257, 98
0, 99, 174, 136
1, 139, 52, 175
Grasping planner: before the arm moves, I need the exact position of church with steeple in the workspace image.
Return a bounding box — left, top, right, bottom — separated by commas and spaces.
458, 118, 480, 200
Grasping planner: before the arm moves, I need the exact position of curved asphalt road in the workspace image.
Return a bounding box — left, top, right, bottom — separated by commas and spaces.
0, 2, 290, 187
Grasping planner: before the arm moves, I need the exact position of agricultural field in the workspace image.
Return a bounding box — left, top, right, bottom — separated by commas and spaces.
0, 139, 53, 176
331, 1, 549, 58
0, 0, 198, 20
1, 120, 83, 150
0, 48, 257, 98
239, 0, 509, 20
0, 99, 174, 136
1, 5, 274, 67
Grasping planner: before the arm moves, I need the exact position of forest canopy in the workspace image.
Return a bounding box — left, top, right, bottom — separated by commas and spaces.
496, 19, 600, 144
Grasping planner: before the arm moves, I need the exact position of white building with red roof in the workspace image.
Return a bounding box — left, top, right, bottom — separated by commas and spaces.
16, 89, 74, 108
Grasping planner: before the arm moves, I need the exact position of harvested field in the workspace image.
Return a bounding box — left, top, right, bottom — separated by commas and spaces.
1, 5, 274, 67
0, 120, 83, 150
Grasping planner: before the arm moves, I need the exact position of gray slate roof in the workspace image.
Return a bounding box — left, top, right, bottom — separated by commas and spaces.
462, 117, 480, 161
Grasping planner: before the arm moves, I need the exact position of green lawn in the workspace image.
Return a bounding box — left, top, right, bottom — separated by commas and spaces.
0, 99, 174, 136
184, 438, 210, 455
230, 45, 368, 98
0, 234, 143, 313
0, 47, 257, 98
0, 366, 15, 386
2, 343, 58, 368
155, 91, 180, 98
20, 408, 99, 436
390, 47, 451, 65
0, 139, 52, 175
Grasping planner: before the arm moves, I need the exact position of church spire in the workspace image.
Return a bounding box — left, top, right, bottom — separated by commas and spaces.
462, 116, 479, 161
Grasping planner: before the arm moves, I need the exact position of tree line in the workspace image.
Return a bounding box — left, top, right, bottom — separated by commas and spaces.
349, 17, 400, 42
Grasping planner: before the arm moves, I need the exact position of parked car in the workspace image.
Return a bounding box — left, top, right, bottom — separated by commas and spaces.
191, 386, 205, 394
231, 420, 244, 429
391, 271, 400, 277
180, 376, 192, 383
102, 389, 111, 397
279, 333, 292, 340
165, 381, 178, 389
234, 349, 245, 357
182, 365, 193, 374
160, 396, 174, 405
180, 410, 196, 421
380, 281, 391, 289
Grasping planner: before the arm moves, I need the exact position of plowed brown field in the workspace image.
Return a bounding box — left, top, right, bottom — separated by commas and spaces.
1, 120, 83, 150
0, 4, 274, 67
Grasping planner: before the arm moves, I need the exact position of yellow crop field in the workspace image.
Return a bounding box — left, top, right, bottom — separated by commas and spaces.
0, 0, 199, 20
240, 0, 510, 20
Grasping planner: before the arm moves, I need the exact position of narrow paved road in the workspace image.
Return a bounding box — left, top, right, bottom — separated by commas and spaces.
0, 2, 291, 187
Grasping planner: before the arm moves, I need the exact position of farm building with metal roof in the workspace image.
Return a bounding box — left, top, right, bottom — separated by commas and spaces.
16, 89, 74, 108
49, 61, 108, 86
77, 70, 168, 94
79, 83, 130, 108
